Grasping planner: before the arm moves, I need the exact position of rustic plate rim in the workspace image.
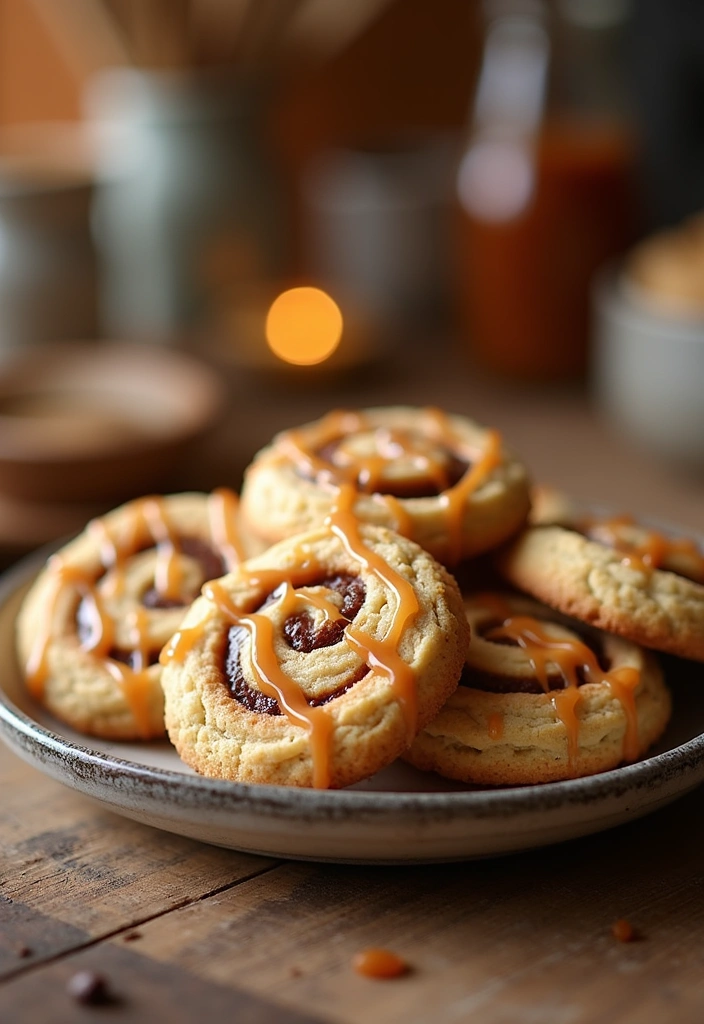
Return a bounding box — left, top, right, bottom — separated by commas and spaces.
1, 545, 704, 825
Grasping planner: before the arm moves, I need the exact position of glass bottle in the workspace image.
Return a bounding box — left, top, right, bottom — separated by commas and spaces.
455, 0, 638, 380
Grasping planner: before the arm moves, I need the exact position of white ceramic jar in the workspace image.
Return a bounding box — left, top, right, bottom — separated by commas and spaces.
592, 268, 704, 469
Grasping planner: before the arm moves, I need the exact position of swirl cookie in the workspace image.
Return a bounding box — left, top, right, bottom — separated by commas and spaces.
16, 489, 254, 740
240, 406, 531, 565
497, 509, 704, 661
405, 593, 671, 785
160, 509, 470, 789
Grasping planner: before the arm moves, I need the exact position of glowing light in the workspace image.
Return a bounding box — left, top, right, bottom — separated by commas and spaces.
265, 287, 343, 366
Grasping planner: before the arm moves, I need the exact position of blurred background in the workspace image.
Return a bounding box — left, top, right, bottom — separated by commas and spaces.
0, 0, 703, 563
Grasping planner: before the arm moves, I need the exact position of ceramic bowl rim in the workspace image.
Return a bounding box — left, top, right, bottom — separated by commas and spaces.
595, 264, 704, 340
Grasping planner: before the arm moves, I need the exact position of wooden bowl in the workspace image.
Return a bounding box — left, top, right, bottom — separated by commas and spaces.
0, 342, 226, 503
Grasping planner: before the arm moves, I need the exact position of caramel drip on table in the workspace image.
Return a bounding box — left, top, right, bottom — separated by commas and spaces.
353, 948, 408, 979
28, 493, 245, 731
585, 514, 704, 582
328, 484, 421, 741
486, 615, 641, 766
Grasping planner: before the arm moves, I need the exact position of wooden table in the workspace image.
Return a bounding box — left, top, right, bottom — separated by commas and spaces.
2, 341, 704, 1022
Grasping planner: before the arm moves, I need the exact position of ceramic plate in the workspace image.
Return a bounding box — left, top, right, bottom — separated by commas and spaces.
1, 549, 704, 864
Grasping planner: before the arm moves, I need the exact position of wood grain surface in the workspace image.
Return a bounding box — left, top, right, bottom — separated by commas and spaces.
3, 732, 704, 1023
2, 346, 704, 1022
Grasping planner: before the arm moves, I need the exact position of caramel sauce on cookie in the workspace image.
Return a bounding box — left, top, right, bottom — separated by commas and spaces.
205, 578, 337, 789
582, 514, 704, 583
164, 487, 424, 788
487, 712, 504, 740
473, 595, 642, 766
439, 428, 501, 564
328, 485, 421, 742
275, 408, 504, 563
26, 491, 244, 735
375, 493, 415, 539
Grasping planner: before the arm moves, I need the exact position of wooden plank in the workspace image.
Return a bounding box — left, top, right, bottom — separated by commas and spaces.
90, 786, 704, 1024
0, 942, 326, 1023
0, 742, 277, 977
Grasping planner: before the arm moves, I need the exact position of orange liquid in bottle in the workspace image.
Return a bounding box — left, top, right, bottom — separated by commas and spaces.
456, 121, 637, 379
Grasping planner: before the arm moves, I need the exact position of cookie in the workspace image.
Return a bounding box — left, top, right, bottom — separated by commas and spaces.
240, 406, 531, 565
496, 509, 704, 661
160, 511, 470, 789
405, 592, 671, 785
16, 489, 255, 740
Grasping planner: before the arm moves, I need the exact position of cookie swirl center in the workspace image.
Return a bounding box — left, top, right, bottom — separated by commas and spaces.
224, 573, 369, 716
316, 429, 469, 498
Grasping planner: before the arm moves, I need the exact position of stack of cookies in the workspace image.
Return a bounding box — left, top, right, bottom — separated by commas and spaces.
17, 405, 698, 789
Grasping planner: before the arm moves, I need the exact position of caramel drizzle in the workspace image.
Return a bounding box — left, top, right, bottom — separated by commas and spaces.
26, 561, 114, 695
280, 410, 368, 484
349, 427, 453, 494
142, 498, 183, 602
487, 712, 504, 741
162, 551, 328, 667
160, 622, 206, 666
584, 514, 704, 582
375, 494, 415, 539
208, 486, 248, 568
104, 608, 155, 739
485, 614, 641, 766
203, 578, 335, 789
279, 407, 504, 562
87, 518, 123, 597
165, 485, 423, 788
328, 484, 421, 741
439, 428, 502, 564
27, 490, 243, 732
